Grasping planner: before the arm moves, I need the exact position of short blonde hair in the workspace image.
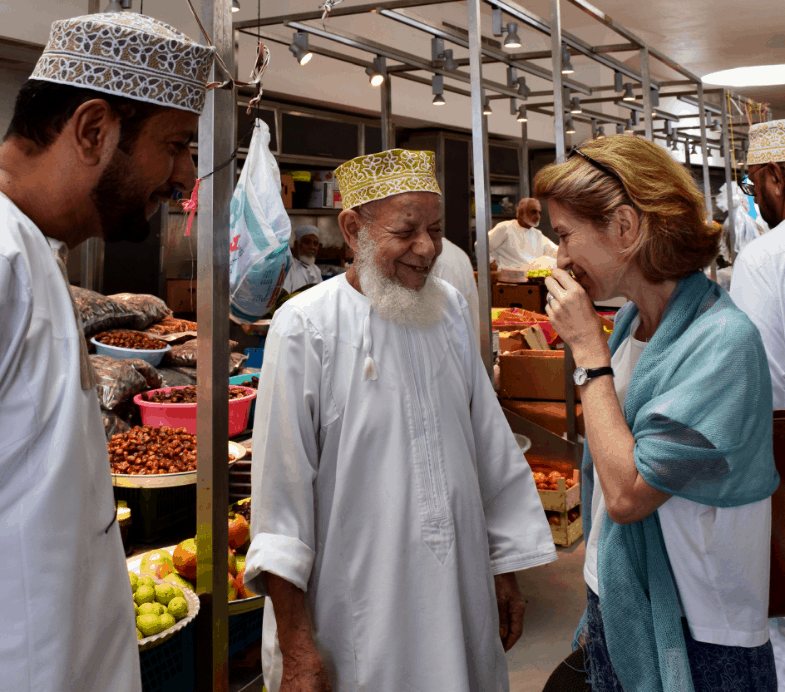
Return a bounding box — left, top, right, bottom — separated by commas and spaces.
533, 136, 720, 283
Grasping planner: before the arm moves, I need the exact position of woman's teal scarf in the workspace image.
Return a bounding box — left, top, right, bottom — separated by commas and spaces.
574, 271, 779, 691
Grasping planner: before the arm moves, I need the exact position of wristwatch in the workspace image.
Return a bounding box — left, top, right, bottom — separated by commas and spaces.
573, 366, 614, 386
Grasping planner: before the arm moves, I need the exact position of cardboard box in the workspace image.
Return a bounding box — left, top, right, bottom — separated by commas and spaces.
280, 174, 294, 209
498, 349, 581, 401
493, 282, 545, 312
308, 180, 334, 208
167, 279, 197, 313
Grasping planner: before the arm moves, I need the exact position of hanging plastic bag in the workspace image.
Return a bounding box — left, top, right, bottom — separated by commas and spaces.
229, 119, 292, 322
717, 182, 769, 256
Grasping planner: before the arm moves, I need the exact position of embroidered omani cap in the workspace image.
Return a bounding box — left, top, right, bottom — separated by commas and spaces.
30, 13, 215, 115
747, 119, 785, 166
334, 149, 442, 210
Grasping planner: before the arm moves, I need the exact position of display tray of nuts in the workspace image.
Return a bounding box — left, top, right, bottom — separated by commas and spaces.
94, 330, 169, 350
143, 385, 251, 404
110, 425, 246, 489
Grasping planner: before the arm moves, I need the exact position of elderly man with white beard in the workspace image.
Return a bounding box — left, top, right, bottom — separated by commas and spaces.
245, 149, 557, 692
282, 224, 323, 295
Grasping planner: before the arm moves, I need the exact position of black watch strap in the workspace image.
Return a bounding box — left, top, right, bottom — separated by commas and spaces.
586, 366, 614, 380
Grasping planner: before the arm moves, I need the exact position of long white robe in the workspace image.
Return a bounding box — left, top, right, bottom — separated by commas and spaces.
281, 256, 323, 295
487, 219, 558, 269
245, 274, 557, 692
431, 238, 481, 351
0, 193, 141, 691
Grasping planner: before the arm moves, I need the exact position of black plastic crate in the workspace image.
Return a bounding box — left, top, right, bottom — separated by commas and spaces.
114, 484, 196, 544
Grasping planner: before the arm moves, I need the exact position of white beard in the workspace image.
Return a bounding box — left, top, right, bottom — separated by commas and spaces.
299, 254, 317, 266
354, 228, 447, 328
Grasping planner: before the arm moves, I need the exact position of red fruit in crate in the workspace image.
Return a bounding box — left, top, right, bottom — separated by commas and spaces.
173, 538, 198, 580
228, 512, 250, 551
234, 568, 256, 600
228, 549, 238, 577
228, 572, 239, 602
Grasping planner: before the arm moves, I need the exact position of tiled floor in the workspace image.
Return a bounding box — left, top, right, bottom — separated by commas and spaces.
506, 538, 587, 692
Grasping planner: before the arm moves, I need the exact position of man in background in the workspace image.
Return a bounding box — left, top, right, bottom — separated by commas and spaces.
487, 197, 557, 270
729, 118, 785, 692
282, 224, 323, 294
0, 13, 213, 691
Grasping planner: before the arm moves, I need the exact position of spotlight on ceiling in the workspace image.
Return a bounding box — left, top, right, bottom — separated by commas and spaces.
232, 0, 240, 12
289, 32, 313, 66
570, 97, 582, 114
597, 125, 606, 138
517, 77, 530, 99
565, 117, 576, 135
624, 119, 634, 134
710, 117, 721, 133
616, 123, 624, 135
561, 46, 574, 75
671, 139, 679, 153
503, 23, 522, 49
691, 144, 699, 155
432, 75, 445, 106
516, 106, 528, 122
365, 56, 385, 87
104, 0, 124, 11
483, 98, 493, 115
622, 83, 635, 101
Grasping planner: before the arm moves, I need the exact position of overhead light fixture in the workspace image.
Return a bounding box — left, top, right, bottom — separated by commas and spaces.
104, 0, 124, 10
492, 8, 504, 36
630, 110, 639, 126
516, 106, 528, 122
517, 77, 530, 99
432, 75, 445, 106
442, 49, 458, 72
365, 56, 385, 87
651, 86, 660, 107
483, 97, 493, 115
614, 71, 624, 92
616, 123, 624, 135
507, 66, 518, 88
561, 46, 574, 75
289, 31, 313, 66
597, 125, 606, 138
622, 83, 635, 101
565, 117, 576, 135
711, 118, 721, 133
671, 139, 679, 152
702, 64, 785, 88
232, 0, 240, 12
691, 144, 699, 155
503, 23, 522, 49
570, 97, 582, 114
624, 119, 634, 134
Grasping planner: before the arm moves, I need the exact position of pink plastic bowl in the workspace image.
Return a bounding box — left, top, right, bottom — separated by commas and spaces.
133, 385, 257, 437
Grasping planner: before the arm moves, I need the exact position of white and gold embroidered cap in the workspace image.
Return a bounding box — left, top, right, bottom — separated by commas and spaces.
334, 149, 442, 211
747, 119, 785, 166
30, 13, 215, 115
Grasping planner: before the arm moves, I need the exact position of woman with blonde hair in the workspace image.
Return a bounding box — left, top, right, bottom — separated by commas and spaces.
535, 135, 779, 691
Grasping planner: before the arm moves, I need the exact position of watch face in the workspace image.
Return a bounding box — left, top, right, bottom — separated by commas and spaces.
573, 367, 588, 386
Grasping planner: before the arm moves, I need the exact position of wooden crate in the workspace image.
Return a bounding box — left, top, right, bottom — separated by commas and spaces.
536, 470, 581, 512
550, 514, 583, 547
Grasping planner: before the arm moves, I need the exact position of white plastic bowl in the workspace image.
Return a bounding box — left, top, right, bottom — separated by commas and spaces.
91, 336, 171, 367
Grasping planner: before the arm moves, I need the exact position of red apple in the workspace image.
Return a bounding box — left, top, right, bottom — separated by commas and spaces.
228, 513, 250, 552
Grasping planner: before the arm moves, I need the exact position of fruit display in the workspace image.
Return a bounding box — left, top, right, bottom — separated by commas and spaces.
107, 425, 239, 475
129, 572, 191, 642
526, 269, 552, 279
238, 375, 259, 390
94, 330, 168, 350
143, 385, 250, 404
532, 469, 576, 491
145, 317, 198, 336
545, 508, 580, 527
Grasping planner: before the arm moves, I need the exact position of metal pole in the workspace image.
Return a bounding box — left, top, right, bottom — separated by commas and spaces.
196, 0, 233, 689
519, 120, 530, 199
380, 64, 394, 150
696, 82, 716, 281
467, 0, 493, 379
720, 87, 736, 264
640, 47, 654, 142
549, 0, 566, 161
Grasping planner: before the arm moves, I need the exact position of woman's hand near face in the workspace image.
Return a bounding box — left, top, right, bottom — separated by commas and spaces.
545, 269, 609, 365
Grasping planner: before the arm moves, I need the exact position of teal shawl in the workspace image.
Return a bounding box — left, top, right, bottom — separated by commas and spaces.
574, 271, 779, 691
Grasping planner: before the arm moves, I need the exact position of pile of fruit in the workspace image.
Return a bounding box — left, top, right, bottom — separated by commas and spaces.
545, 508, 580, 527
95, 330, 168, 350
238, 376, 259, 390
133, 503, 256, 602
526, 269, 552, 279
532, 469, 576, 491
130, 572, 190, 641
143, 385, 250, 404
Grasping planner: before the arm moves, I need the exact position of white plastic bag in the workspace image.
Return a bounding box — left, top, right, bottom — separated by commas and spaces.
716, 182, 769, 256
229, 119, 291, 322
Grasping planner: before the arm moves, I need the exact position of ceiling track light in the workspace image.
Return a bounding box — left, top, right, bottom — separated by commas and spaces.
289, 31, 313, 66
503, 23, 522, 49
232, 0, 240, 12
597, 125, 606, 138
483, 97, 493, 116
616, 123, 624, 135
565, 117, 576, 135
570, 97, 582, 114
624, 119, 634, 134
561, 45, 574, 75
442, 49, 457, 72
507, 66, 518, 89
630, 110, 639, 126
622, 83, 635, 102
517, 77, 530, 100
711, 119, 721, 133
516, 105, 528, 122
691, 144, 699, 155
651, 86, 660, 108
432, 75, 445, 106
614, 71, 624, 92
671, 139, 679, 152
104, 0, 124, 11
365, 56, 385, 87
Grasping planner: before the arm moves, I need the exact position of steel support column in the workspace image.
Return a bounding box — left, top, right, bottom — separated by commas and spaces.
467, 0, 493, 379
720, 88, 736, 264
549, 0, 566, 161
640, 47, 654, 141
196, 0, 233, 689
519, 120, 530, 199
380, 68, 394, 150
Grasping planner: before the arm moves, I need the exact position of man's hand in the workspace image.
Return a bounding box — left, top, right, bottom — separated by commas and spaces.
280, 648, 332, 692
494, 572, 527, 652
